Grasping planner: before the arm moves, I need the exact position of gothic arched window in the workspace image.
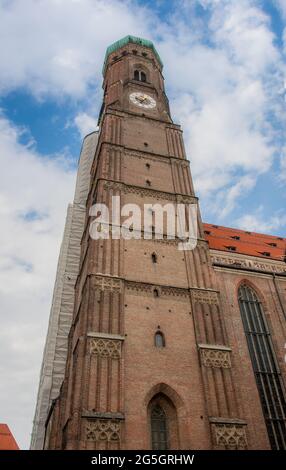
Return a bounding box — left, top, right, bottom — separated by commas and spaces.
151, 405, 168, 450
134, 69, 147, 82
155, 331, 165, 348
238, 284, 286, 449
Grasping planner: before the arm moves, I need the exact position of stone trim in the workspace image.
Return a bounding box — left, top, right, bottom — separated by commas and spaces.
82, 411, 124, 420
191, 288, 219, 305
198, 343, 231, 351
209, 418, 247, 449
210, 251, 286, 275
86, 419, 121, 442
125, 281, 189, 298
91, 274, 123, 293
81, 275, 224, 303
99, 141, 190, 164
209, 417, 247, 425
89, 337, 122, 359
87, 332, 125, 341
102, 180, 197, 204
198, 345, 232, 369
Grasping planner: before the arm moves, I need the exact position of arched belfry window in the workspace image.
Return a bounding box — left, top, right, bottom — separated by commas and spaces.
151, 405, 168, 450
238, 284, 286, 449
134, 69, 147, 82
155, 331, 165, 348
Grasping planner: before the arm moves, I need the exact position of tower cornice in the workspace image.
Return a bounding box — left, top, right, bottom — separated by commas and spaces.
103, 35, 163, 75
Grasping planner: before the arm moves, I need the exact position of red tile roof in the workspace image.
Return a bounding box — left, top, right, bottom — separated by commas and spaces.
0, 424, 19, 450
203, 223, 286, 262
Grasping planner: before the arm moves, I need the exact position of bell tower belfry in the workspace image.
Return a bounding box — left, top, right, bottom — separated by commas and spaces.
101, 36, 171, 123
45, 36, 248, 451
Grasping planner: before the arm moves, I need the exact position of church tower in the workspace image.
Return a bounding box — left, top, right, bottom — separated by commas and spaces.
45, 36, 248, 450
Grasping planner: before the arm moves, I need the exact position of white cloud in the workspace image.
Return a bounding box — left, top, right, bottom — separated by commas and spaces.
275, 0, 286, 18
0, 112, 76, 448
0, 0, 153, 98
279, 146, 286, 182
212, 175, 256, 219
237, 206, 286, 234
74, 112, 98, 138
161, 0, 284, 213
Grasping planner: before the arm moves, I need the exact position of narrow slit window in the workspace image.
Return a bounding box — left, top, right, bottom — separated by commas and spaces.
151, 252, 157, 263
155, 331, 165, 348
153, 288, 159, 298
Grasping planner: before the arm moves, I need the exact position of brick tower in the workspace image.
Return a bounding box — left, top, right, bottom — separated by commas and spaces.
45, 36, 248, 450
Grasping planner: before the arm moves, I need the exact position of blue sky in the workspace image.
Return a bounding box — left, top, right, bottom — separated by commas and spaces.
0, 0, 285, 449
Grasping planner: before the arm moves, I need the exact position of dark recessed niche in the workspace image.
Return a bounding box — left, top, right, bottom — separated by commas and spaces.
153, 288, 159, 298
144, 142, 148, 147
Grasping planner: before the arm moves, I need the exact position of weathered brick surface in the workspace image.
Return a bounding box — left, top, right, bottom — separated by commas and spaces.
45, 39, 286, 450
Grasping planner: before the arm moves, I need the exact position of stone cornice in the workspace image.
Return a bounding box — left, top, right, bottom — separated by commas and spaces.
82, 411, 124, 420
76, 274, 221, 302
210, 250, 286, 275
87, 332, 125, 341
209, 417, 247, 425
104, 107, 181, 129
198, 343, 231, 351
99, 179, 198, 204
190, 288, 220, 305
98, 141, 191, 165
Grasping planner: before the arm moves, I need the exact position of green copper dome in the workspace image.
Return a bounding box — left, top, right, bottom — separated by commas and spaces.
102, 35, 163, 74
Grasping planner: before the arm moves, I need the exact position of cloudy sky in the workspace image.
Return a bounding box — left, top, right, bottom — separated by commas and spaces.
0, 0, 285, 449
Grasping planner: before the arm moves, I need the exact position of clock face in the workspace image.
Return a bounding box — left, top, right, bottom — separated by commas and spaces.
129, 92, 156, 109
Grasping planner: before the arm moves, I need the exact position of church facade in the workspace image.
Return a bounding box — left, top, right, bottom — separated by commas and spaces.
32, 36, 286, 450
